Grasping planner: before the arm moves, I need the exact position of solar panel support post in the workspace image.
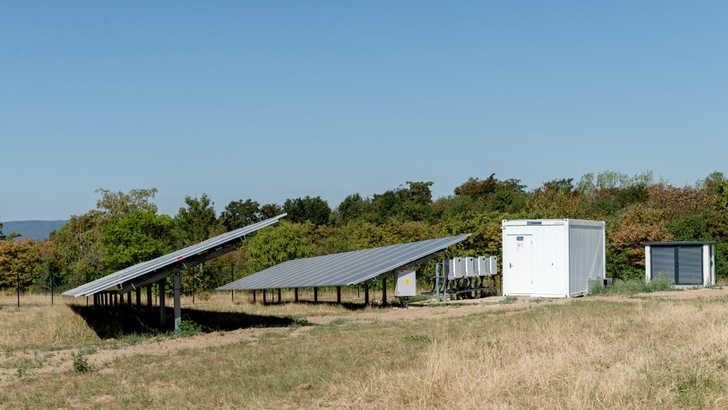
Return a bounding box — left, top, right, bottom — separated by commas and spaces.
337, 286, 341, 304
314, 287, 318, 303
294, 288, 298, 302
253, 289, 256, 303
230, 263, 234, 303
173, 272, 182, 331
277, 288, 281, 303
442, 264, 446, 300
127, 292, 132, 307
382, 277, 387, 306
263, 289, 267, 304
159, 279, 166, 328
435, 263, 440, 302
136, 288, 141, 308
191, 266, 195, 305
364, 283, 369, 305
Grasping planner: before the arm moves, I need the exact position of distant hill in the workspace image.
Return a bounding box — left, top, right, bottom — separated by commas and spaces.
1, 220, 69, 240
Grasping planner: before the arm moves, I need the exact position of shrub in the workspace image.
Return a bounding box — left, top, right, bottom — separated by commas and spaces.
174, 320, 202, 337
71, 351, 90, 373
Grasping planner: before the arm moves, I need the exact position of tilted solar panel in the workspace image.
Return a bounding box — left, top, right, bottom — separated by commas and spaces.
217, 234, 470, 290
63, 214, 286, 297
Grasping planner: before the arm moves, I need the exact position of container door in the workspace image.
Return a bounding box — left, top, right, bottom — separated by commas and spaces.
507, 234, 532, 294
676, 246, 703, 285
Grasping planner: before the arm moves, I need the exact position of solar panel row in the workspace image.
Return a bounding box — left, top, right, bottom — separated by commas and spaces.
217, 234, 470, 290
63, 214, 286, 297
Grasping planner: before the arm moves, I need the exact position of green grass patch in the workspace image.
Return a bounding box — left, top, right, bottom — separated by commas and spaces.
590, 276, 675, 295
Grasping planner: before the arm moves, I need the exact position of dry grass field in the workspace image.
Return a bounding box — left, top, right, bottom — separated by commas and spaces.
1, 287, 727, 408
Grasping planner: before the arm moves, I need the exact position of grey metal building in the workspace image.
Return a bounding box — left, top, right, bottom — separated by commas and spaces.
644, 241, 716, 286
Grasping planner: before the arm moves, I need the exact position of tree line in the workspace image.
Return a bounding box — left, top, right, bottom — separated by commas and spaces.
2, 170, 727, 293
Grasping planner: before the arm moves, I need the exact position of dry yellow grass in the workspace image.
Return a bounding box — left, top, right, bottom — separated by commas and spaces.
2, 291, 728, 408
329, 299, 728, 409
0, 305, 100, 351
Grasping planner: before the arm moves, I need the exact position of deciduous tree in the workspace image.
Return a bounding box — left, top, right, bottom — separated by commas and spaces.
283, 196, 331, 226
175, 194, 218, 246
220, 199, 261, 230
102, 210, 174, 272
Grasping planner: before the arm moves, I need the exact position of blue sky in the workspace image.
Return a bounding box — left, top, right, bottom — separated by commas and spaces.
2, 1, 727, 221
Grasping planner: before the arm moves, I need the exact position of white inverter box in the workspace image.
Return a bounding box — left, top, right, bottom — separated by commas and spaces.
452, 258, 465, 279
394, 269, 417, 297
502, 219, 605, 298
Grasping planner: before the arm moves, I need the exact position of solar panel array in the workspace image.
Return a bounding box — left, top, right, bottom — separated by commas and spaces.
217, 234, 470, 290
63, 214, 286, 297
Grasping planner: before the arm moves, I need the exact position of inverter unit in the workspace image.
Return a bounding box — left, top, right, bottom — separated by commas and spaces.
394, 269, 417, 297
445, 259, 455, 280
477, 256, 488, 276
463, 257, 476, 277
489, 256, 498, 276
477, 256, 497, 276
452, 258, 466, 279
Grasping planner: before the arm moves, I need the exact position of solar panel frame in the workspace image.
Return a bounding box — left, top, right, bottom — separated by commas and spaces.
63, 214, 286, 297
217, 234, 470, 290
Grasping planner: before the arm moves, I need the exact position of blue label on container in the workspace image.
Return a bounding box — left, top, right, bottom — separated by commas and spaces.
527, 221, 542, 225
517, 236, 524, 241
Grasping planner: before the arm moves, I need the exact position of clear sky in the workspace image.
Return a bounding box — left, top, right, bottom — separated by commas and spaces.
2, 1, 727, 221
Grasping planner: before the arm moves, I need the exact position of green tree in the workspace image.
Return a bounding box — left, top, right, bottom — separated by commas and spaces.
220, 199, 261, 230
282, 196, 331, 226
395, 181, 434, 205
0, 238, 45, 290
95, 188, 159, 217
242, 221, 316, 274
50, 211, 106, 285
454, 174, 525, 201
701, 171, 728, 212
102, 210, 175, 272
368, 191, 403, 224
336, 193, 369, 225
608, 204, 672, 280
528, 179, 585, 219
259, 203, 283, 220
175, 194, 218, 246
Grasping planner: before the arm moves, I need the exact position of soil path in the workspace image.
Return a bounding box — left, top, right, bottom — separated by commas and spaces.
3, 286, 727, 384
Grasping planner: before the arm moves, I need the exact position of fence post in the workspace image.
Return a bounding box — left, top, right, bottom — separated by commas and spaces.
17, 271, 20, 308
51, 271, 54, 305
231, 263, 234, 303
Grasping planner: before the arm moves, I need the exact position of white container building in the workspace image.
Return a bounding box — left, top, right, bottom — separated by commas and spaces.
502, 219, 606, 298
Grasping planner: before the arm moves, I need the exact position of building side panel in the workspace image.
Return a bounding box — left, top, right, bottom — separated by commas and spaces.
532, 225, 567, 297
568, 224, 605, 296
